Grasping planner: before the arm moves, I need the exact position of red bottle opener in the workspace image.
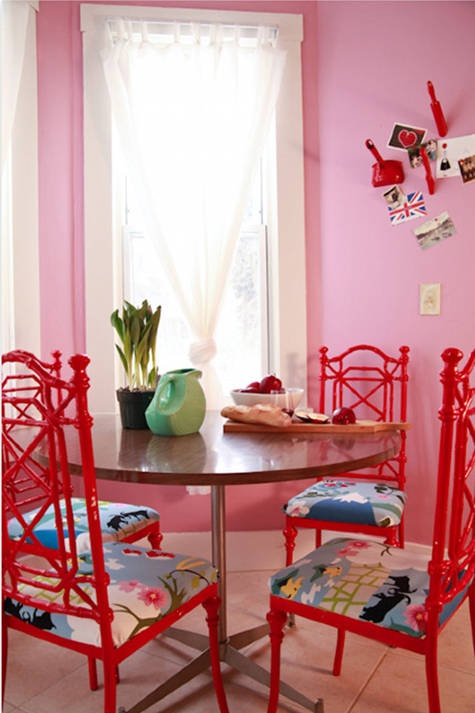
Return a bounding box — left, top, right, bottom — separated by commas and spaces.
365, 139, 405, 187
427, 81, 448, 137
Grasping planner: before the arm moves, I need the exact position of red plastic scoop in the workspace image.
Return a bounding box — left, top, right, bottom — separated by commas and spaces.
365, 139, 405, 187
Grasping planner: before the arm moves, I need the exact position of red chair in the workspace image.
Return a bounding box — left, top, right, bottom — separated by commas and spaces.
284, 344, 409, 566
267, 347, 475, 713
2, 350, 229, 713
3, 350, 162, 551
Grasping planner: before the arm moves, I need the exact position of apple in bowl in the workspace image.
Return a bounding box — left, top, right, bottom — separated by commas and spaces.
230, 385, 304, 412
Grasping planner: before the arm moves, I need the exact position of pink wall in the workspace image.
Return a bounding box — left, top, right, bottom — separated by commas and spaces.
36, 1, 475, 544
313, 1, 475, 544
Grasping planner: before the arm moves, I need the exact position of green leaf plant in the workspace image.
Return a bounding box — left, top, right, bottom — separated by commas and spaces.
110, 300, 161, 391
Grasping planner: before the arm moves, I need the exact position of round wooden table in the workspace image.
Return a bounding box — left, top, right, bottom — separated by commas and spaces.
69, 411, 400, 713
71, 411, 400, 486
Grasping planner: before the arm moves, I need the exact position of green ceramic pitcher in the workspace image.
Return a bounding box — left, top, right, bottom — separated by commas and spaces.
145, 368, 206, 436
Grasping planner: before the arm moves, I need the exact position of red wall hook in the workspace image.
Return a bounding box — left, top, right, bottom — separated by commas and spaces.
420, 145, 435, 194
427, 81, 448, 137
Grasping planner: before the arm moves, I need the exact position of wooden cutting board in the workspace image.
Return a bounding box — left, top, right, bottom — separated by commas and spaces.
223, 419, 411, 434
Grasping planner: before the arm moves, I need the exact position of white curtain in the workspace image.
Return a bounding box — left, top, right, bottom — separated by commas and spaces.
1, 0, 34, 353
100, 18, 286, 408
1, 0, 32, 168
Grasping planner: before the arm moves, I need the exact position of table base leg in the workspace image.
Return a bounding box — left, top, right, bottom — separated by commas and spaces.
161, 626, 210, 650
127, 625, 323, 713
227, 621, 269, 649
223, 644, 323, 713
119, 649, 211, 713
163, 621, 270, 651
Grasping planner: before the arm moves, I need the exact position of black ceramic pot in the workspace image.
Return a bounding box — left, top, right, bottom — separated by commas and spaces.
116, 389, 154, 429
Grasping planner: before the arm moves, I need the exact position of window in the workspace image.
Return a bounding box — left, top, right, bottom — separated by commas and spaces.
81, 4, 307, 414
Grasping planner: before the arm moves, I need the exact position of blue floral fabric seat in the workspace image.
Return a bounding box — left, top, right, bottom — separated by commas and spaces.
284, 479, 406, 529
4, 542, 217, 646
270, 537, 463, 638
7, 497, 160, 551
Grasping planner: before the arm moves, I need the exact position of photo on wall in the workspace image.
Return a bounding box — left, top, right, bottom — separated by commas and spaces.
458, 154, 475, 183
387, 123, 427, 151
436, 134, 475, 178
383, 186, 426, 225
413, 211, 456, 250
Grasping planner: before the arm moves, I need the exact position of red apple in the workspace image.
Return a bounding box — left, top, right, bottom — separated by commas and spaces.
244, 381, 261, 393
259, 374, 283, 394
331, 407, 356, 425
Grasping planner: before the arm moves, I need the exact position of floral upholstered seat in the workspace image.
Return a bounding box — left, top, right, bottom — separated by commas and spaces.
284, 480, 406, 530
270, 537, 463, 638
4, 542, 218, 647
7, 498, 160, 551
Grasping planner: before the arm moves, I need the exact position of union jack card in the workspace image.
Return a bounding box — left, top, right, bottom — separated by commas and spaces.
387, 191, 426, 225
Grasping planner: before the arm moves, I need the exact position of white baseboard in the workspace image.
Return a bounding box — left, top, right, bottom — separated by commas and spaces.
158, 530, 430, 572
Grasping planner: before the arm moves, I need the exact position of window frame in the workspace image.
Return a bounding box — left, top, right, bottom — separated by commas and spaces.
81, 3, 307, 413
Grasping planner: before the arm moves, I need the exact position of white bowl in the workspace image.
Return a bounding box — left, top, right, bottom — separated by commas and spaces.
230, 387, 304, 411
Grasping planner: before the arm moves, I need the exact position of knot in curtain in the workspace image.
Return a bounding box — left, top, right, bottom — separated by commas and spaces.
189, 338, 217, 367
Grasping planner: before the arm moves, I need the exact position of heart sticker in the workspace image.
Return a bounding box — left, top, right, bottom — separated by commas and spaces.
398, 130, 417, 148
388, 123, 427, 151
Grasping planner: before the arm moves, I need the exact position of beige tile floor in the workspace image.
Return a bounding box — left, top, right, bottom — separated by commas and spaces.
3, 568, 474, 713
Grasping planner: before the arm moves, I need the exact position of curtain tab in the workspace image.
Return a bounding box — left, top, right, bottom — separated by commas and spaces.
189, 338, 217, 366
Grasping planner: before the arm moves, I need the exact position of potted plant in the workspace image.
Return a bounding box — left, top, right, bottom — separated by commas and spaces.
110, 300, 161, 429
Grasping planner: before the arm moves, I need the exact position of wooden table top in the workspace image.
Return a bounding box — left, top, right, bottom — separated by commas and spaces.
65, 411, 401, 487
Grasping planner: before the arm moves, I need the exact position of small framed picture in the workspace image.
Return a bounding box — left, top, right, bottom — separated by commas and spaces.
408, 138, 437, 168
388, 123, 427, 151
458, 154, 475, 183
413, 211, 456, 250
384, 188, 426, 226
383, 185, 405, 208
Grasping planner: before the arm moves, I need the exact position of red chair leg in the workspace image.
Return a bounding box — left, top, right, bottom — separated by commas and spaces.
87, 656, 98, 691
283, 519, 298, 566
102, 658, 118, 713
398, 518, 405, 548
469, 583, 475, 657
147, 522, 163, 550
332, 629, 346, 675
266, 608, 287, 713
425, 636, 441, 713
2, 615, 7, 705
284, 520, 298, 625
383, 525, 399, 548
203, 596, 229, 713
315, 528, 322, 549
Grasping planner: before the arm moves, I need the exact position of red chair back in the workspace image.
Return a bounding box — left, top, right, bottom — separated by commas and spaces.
318, 344, 409, 487
319, 343, 409, 421
2, 350, 112, 632
429, 347, 475, 616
